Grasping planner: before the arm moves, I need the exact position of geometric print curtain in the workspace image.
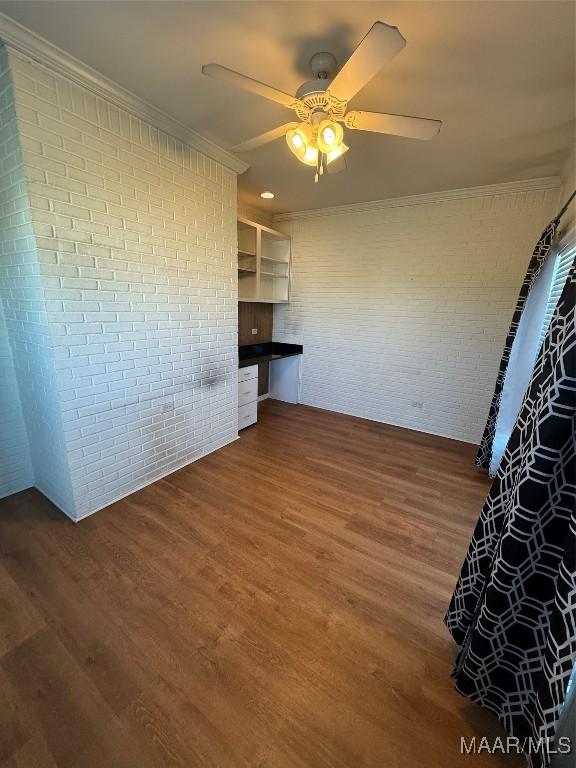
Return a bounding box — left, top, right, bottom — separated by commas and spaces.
475, 217, 560, 471
446, 260, 576, 768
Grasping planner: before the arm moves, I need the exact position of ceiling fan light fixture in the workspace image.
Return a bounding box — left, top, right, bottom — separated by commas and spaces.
291, 133, 304, 150
205, 21, 443, 185
317, 119, 344, 154
302, 146, 319, 166
286, 123, 317, 165
326, 142, 349, 164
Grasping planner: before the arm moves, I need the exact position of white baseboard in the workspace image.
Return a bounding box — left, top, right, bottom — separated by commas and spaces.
73, 434, 240, 522
33, 483, 76, 521
296, 399, 479, 445
33, 434, 240, 523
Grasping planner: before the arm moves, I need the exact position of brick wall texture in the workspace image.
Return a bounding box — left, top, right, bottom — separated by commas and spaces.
0, 47, 238, 519
273, 185, 560, 443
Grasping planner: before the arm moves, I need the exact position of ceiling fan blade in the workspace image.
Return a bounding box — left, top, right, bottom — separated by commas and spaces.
344, 110, 442, 140
202, 63, 300, 109
329, 22, 406, 103
232, 122, 300, 153
326, 155, 347, 174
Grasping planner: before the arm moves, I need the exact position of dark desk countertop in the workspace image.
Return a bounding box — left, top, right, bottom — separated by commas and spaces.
239, 342, 303, 368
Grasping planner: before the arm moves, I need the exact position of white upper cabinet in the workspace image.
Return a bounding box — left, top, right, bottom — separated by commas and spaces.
237, 217, 291, 303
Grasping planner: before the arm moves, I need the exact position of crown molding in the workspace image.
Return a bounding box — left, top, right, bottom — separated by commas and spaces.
0, 13, 248, 175
274, 177, 563, 222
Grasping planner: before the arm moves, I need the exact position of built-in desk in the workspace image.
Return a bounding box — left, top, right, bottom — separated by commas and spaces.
239, 342, 303, 368
237, 343, 303, 430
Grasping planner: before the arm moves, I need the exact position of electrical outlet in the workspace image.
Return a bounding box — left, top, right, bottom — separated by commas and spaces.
411, 401, 424, 409
161, 403, 174, 413
251, 328, 258, 335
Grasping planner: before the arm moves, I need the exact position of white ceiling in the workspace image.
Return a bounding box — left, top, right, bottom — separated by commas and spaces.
0, 1, 574, 214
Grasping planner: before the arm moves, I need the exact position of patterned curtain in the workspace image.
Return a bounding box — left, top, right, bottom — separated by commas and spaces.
445, 261, 576, 768
475, 218, 559, 470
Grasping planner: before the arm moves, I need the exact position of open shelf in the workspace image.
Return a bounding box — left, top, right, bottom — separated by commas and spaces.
260, 271, 289, 278
237, 217, 291, 303
261, 254, 285, 263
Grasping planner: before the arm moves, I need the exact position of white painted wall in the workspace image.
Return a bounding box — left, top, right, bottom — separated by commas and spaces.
237, 203, 274, 228
273, 181, 561, 443
0, 43, 71, 506
560, 148, 575, 230
0, 301, 32, 498
0, 45, 32, 498
3, 49, 238, 519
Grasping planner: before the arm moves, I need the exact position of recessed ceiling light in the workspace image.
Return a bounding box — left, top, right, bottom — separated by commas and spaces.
260, 191, 274, 199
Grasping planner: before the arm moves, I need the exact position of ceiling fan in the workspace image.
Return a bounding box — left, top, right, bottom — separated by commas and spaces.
202, 21, 442, 183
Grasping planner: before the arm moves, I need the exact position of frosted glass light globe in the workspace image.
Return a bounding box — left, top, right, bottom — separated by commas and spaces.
322, 127, 336, 145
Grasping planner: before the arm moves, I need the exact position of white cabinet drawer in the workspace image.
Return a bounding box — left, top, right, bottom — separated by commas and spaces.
238, 377, 258, 407
239, 365, 258, 383
238, 401, 257, 430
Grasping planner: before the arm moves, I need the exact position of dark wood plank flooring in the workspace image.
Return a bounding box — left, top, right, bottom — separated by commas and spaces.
0, 401, 521, 767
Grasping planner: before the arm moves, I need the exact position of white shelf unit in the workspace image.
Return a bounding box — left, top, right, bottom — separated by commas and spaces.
237, 217, 291, 303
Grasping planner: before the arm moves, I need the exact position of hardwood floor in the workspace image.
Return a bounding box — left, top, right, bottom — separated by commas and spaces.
0, 401, 521, 768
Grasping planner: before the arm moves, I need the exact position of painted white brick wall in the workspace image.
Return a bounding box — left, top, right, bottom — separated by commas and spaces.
0, 44, 73, 507
237, 203, 274, 227
560, 149, 575, 230
0, 301, 32, 498
6, 49, 238, 519
273, 183, 560, 443
0, 45, 32, 498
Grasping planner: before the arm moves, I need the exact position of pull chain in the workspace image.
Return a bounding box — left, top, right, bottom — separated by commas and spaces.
314, 151, 325, 183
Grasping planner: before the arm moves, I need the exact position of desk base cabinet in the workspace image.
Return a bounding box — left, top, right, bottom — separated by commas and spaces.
238, 365, 258, 430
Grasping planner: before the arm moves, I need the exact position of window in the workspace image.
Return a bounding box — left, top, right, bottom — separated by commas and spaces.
489, 226, 574, 475
538, 228, 575, 348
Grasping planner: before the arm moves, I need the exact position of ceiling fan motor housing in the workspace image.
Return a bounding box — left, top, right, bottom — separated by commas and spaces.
296, 78, 334, 100
309, 51, 338, 79
295, 80, 347, 121
294, 51, 348, 121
